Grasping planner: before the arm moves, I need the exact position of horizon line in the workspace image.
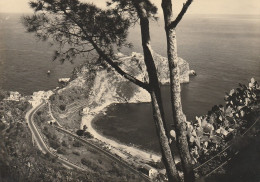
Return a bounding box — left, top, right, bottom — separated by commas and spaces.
1, 12, 260, 15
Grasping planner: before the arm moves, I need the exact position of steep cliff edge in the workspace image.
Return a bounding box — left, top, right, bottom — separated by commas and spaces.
50, 52, 190, 128
79, 52, 191, 162
88, 52, 190, 105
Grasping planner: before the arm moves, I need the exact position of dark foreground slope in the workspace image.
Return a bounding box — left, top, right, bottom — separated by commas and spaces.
0, 93, 144, 182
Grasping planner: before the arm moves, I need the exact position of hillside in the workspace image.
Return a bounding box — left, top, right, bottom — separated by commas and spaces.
50, 52, 191, 129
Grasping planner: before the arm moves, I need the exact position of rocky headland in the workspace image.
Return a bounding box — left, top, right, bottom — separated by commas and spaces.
1, 51, 192, 163
68, 51, 191, 109
47, 51, 192, 162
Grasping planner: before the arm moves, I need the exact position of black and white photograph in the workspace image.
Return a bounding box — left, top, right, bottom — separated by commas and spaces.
0, 0, 259, 181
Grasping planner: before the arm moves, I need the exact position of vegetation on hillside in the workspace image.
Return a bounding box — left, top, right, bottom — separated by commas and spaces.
22, 0, 194, 180
186, 78, 260, 163
0, 93, 144, 182
49, 64, 97, 129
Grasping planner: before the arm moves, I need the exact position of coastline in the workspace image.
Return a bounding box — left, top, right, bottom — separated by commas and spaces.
81, 102, 162, 163
78, 52, 192, 164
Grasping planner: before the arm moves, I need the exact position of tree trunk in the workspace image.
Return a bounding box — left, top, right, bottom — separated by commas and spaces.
162, 1, 195, 181
166, 28, 195, 182
140, 17, 180, 182
150, 91, 180, 182
133, 2, 180, 181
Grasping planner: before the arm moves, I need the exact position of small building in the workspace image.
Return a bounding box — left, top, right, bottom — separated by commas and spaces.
47, 120, 55, 125
8, 91, 21, 101
139, 164, 158, 178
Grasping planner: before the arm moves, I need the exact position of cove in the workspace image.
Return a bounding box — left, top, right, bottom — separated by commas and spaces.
93, 77, 230, 154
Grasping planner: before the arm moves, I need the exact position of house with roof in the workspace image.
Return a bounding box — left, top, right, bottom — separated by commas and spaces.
7, 91, 21, 101
138, 164, 158, 178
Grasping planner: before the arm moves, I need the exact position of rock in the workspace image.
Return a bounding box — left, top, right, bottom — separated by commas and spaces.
57, 52, 193, 123
152, 53, 190, 84
29, 90, 54, 107
113, 52, 191, 102
58, 78, 71, 87
58, 78, 70, 83
119, 52, 190, 84
189, 70, 197, 76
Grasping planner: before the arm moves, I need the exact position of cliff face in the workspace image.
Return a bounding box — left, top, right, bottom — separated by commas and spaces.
86, 52, 190, 107
51, 52, 190, 128
120, 52, 190, 85
115, 52, 190, 85
56, 52, 190, 114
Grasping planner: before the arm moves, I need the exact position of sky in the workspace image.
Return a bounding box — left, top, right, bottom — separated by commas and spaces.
0, 0, 259, 15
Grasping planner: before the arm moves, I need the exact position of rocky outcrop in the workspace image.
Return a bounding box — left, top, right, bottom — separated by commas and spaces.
58, 78, 70, 83
79, 52, 191, 159
83, 52, 191, 108
189, 70, 197, 76
115, 52, 190, 85
57, 52, 191, 115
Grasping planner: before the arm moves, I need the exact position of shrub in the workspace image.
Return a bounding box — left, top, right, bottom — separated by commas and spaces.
98, 159, 103, 164
147, 161, 164, 169
59, 95, 63, 100
83, 125, 88, 131
0, 95, 4, 101
44, 152, 51, 159
61, 141, 67, 147
116, 81, 137, 101
73, 141, 83, 147
0, 123, 5, 131
43, 126, 48, 131
49, 139, 60, 150
52, 134, 57, 140
81, 158, 98, 170
72, 151, 80, 156
59, 105, 66, 111
49, 95, 55, 101
81, 158, 91, 166
188, 78, 260, 163
57, 148, 66, 155
76, 130, 84, 136
17, 102, 29, 112
84, 131, 93, 139
109, 164, 122, 176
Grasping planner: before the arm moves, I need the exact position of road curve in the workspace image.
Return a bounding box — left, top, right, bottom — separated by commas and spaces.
54, 126, 151, 182
25, 101, 86, 171
48, 102, 152, 182
26, 101, 151, 181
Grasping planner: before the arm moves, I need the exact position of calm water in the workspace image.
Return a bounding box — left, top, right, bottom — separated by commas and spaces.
95, 14, 260, 153
0, 13, 259, 152
0, 13, 84, 94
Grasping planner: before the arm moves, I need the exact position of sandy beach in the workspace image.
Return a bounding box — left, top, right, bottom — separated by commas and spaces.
81, 102, 161, 163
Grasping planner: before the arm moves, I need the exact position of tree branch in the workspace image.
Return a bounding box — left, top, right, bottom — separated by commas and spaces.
61, 8, 150, 91
89, 38, 150, 91
168, 0, 193, 29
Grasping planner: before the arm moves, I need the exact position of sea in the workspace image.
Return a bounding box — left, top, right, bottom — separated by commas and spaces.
0, 13, 259, 153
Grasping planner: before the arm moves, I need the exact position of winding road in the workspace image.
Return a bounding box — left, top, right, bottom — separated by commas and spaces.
25, 101, 86, 171
26, 101, 151, 182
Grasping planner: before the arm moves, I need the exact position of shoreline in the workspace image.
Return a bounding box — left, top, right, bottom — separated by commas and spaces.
81, 102, 162, 163
91, 109, 160, 154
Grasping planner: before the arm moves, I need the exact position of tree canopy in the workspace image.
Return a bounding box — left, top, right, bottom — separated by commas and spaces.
23, 0, 194, 181
23, 0, 152, 90
24, 0, 130, 61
